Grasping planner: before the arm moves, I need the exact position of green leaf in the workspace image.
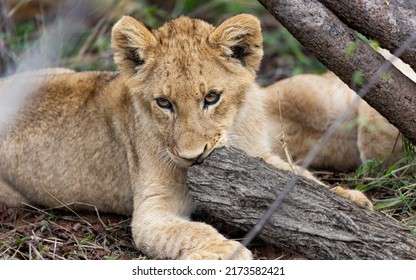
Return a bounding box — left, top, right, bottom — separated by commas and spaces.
352, 70, 365, 86
345, 41, 360, 60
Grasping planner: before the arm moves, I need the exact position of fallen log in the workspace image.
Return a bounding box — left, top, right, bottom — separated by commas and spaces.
187, 147, 416, 259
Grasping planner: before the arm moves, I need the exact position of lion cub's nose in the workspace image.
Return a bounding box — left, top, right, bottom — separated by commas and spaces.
176, 145, 207, 165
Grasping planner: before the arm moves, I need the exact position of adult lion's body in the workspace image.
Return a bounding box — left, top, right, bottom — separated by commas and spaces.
0, 15, 373, 260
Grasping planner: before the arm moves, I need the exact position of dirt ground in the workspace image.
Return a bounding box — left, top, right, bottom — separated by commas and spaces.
0, 203, 305, 260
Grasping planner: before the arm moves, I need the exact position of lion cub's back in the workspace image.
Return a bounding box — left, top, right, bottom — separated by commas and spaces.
0, 70, 133, 214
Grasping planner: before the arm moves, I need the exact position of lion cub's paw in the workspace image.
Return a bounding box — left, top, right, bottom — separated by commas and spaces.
186, 240, 252, 260
331, 186, 373, 210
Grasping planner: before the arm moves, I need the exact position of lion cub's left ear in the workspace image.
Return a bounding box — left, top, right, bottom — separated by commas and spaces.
209, 14, 263, 73
112, 16, 157, 76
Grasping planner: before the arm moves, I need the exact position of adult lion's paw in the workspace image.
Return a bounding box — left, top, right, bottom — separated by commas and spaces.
331, 186, 373, 210
186, 240, 252, 260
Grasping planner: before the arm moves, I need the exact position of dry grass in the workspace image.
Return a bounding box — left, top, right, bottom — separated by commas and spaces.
0, 205, 304, 260
0, 205, 140, 260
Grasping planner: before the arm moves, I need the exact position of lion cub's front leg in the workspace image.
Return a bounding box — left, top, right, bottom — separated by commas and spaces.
263, 154, 372, 209
262, 153, 324, 185
130, 172, 251, 260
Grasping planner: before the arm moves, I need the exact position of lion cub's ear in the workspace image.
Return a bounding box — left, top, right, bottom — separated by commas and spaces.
112, 16, 157, 76
209, 14, 263, 73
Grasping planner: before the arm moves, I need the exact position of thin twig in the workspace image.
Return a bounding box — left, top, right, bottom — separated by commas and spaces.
22, 188, 93, 227
275, 90, 296, 169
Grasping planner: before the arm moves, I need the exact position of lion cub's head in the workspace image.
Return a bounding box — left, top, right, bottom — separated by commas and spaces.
112, 14, 263, 166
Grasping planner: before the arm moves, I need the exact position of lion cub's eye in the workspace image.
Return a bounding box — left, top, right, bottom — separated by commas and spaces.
155, 97, 173, 110
204, 90, 221, 108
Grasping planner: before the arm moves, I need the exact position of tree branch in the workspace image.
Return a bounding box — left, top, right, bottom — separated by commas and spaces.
319, 0, 416, 71
188, 147, 416, 259
258, 0, 416, 144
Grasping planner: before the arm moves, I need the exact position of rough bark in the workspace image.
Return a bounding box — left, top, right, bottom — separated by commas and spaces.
188, 147, 416, 259
319, 0, 416, 72
258, 0, 416, 144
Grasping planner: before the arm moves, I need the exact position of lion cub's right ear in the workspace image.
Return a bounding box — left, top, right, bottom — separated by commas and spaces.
112, 16, 157, 76
209, 14, 263, 74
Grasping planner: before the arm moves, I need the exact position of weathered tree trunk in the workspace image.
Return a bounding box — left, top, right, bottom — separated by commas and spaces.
258, 0, 416, 145
188, 147, 416, 259
319, 0, 416, 72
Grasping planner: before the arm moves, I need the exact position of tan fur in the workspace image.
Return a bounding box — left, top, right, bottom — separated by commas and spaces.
264, 72, 403, 172
0, 15, 371, 260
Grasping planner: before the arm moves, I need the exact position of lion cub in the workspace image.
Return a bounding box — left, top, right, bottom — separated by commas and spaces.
0, 15, 369, 260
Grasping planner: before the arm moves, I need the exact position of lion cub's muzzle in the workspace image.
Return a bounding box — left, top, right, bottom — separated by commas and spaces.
172, 144, 210, 166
